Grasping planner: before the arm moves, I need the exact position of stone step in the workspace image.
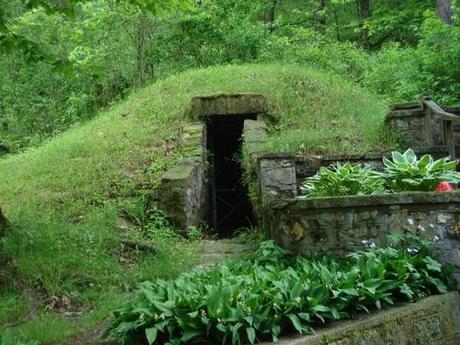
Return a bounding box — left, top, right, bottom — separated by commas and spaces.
196, 240, 252, 269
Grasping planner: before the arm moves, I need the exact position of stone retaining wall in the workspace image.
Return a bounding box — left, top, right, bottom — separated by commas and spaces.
386, 102, 460, 152
251, 149, 448, 204
261, 292, 460, 345
157, 123, 208, 230
263, 192, 460, 285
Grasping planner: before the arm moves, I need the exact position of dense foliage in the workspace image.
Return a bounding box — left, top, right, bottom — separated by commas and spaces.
1, 0, 459, 150
106, 239, 450, 345
301, 149, 460, 197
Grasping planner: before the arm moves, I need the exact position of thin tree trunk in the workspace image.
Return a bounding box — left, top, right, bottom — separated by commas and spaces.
359, 0, 370, 19
355, 0, 371, 47
334, 6, 340, 41
264, 0, 278, 33
313, 0, 326, 32
437, 0, 454, 24
136, 14, 147, 85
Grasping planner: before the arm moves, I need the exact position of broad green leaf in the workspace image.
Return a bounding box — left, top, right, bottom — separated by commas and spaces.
145, 327, 158, 345
246, 327, 256, 344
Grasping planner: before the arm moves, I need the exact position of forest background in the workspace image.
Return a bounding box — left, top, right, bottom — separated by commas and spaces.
0, 0, 459, 151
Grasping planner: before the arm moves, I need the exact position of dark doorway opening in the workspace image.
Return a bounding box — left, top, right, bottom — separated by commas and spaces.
207, 115, 257, 237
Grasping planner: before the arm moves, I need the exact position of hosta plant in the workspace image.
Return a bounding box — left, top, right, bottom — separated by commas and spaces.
105, 239, 450, 345
301, 163, 385, 198
383, 148, 460, 192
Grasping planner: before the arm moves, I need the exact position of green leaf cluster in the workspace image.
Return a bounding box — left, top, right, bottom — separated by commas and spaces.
301, 163, 385, 197
105, 238, 450, 345
301, 149, 460, 197
383, 148, 460, 192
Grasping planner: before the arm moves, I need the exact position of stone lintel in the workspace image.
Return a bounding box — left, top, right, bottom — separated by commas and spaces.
187, 93, 269, 120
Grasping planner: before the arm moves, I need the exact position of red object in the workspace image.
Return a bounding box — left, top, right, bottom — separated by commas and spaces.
435, 182, 454, 192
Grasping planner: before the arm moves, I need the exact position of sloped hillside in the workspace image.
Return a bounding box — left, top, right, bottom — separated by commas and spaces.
0, 64, 393, 343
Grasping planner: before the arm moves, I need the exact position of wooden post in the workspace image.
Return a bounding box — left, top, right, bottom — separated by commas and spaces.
444, 120, 456, 159
422, 95, 434, 146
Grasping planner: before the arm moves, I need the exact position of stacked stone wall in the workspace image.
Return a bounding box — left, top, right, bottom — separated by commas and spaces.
386, 102, 460, 153
260, 292, 460, 345
157, 123, 208, 230
263, 192, 460, 286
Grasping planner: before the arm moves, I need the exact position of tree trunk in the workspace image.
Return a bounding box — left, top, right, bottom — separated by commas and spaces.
355, 0, 371, 47
358, 0, 371, 19
264, 0, 278, 33
437, 0, 454, 24
313, 0, 327, 32
0, 207, 8, 238
136, 14, 147, 85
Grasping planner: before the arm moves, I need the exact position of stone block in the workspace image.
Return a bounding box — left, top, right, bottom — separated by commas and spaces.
259, 158, 297, 204
157, 123, 208, 231
243, 120, 268, 162
187, 93, 269, 120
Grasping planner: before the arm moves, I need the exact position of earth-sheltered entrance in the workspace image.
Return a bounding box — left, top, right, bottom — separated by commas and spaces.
158, 93, 270, 237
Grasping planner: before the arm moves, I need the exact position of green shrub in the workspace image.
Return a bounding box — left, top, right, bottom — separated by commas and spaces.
301, 163, 385, 198
383, 148, 460, 192
363, 13, 460, 106
105, 239, 449, 345
259, 28, 369, 83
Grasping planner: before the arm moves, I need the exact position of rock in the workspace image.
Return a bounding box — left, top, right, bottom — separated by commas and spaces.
0, 144, 9, 156
0, 207, 8, 238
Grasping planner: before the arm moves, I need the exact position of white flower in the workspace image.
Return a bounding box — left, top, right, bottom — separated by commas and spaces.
433, 235, 440, 242
407, 218, 415, 225
369, 242, 376, 249
407, 248, 419, 254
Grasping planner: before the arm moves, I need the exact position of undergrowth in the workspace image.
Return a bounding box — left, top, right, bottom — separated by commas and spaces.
106, 237, 451, 345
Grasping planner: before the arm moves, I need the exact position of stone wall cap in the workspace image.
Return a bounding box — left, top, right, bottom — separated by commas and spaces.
269, 191, 460, 210
259, 292, 459, 345
256, 149, 449, 163
388, 102, 421, 111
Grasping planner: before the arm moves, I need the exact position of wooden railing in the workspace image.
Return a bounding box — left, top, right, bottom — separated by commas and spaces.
421, 95, 460, 159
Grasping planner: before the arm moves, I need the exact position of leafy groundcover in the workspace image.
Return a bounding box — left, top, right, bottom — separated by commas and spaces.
105, 237, 451, 345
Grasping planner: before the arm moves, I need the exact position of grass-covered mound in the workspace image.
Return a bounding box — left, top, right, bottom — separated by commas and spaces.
0, 64, 393, 343
106, 239, 450, 345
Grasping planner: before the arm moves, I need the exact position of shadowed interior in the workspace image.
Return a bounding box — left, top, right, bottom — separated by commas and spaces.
207, 115, 256, 237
